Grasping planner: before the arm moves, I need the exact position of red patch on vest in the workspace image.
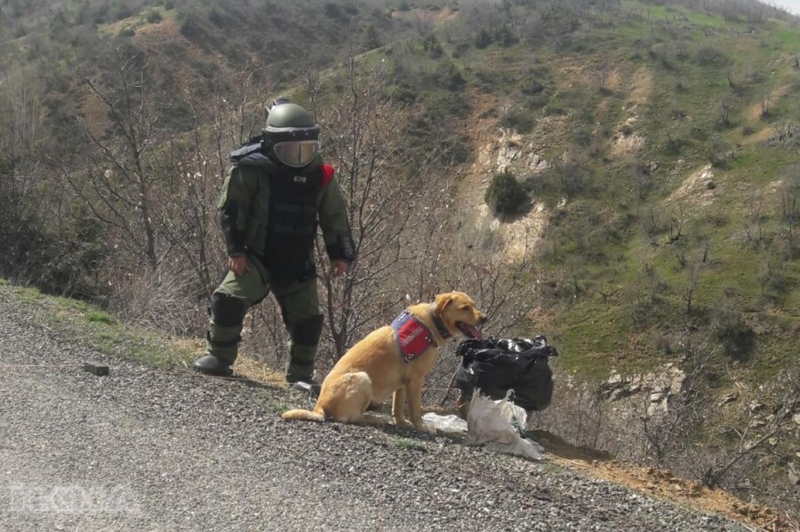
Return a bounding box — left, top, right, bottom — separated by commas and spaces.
320, 164, 335, 188
391, 311, 434, 363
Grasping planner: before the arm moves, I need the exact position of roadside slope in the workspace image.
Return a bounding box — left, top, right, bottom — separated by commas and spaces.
0, 285, 749, 531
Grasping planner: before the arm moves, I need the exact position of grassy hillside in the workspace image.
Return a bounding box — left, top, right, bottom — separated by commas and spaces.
525, 8, 800, 385
440, 3, 800, 383
1, 0, 799, 517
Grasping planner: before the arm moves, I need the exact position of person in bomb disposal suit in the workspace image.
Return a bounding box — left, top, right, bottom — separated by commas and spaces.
193, 98, 355, 391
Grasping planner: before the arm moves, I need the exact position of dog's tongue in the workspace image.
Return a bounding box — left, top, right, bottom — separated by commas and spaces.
458, 323, 484, 340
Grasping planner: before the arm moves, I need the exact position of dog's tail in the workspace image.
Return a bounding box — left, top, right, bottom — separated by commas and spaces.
281, 407, 325, 422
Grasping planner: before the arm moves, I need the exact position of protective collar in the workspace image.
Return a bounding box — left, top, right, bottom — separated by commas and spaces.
430, 303, 452, 340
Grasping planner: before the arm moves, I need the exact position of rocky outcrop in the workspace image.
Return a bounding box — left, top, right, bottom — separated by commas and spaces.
600, 364, 686, 416
765, 122, 799, 148
479, 127, 549, 176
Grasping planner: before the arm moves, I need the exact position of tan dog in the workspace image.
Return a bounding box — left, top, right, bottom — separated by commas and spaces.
281, 292, 487, 430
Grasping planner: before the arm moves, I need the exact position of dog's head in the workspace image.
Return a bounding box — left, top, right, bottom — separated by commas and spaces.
433, 292, 487, 339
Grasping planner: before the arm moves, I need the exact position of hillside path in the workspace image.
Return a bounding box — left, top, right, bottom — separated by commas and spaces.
0, 289, 748, 532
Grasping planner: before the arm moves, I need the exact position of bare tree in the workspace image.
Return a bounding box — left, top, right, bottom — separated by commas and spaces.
699, 369, 799, 489
0, 74, 45, 270
596, 61, 610, 92
310, 53, 450, 360
684, 262, 700, 314
669, 203, 686, 243
147, 120, 221, 293
147, 68, 271, 295
65, 52, 165, 271
423, 221, 549, 404
760, 91, 771, 118
640, 337, 716, 467
743, 191, 767, 250
778, 169, 800, 255
718, 97, 731, 128
299, 45, 546, 398
725, 69, 735, 89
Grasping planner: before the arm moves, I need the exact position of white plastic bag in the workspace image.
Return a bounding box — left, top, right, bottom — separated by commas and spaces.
422, 413, 468, 434
466, 390, 544, 460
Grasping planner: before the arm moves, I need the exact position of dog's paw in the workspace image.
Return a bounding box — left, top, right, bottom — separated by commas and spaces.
412, 422, 434, 434
393, 418, 412, 428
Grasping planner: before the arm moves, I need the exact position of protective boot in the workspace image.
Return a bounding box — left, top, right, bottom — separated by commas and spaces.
192, 354, 233, 377
285, 347, 316, 383
196, 293, 247, 377
285, 343, 318, 394
285, 315, 323, 385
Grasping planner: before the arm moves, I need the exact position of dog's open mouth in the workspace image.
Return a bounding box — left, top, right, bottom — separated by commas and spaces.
457, 321, 483, 339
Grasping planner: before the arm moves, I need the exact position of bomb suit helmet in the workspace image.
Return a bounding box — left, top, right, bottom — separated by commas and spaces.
263, 99, 320, 168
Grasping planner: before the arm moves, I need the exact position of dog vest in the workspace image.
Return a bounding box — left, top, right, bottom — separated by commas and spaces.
391, 310, 435, 363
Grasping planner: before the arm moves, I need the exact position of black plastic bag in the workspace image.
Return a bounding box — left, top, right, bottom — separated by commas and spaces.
455, 336, 558, 411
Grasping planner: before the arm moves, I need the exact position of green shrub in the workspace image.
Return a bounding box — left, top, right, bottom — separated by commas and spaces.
118, 26, 136, 37
499, 109, 534, 133
695, 44, 730, 66
519, 67, 549, 94
362, 24, 382, 50
324, 3, 343, 19
452, 42, 470, 58
711, 290, 754, 359
450, 136, 471, 165
690, 126, 708, 140
208, 8, 225, 28
85, 311, 115, 325
494, 25, 518, 48
708, 137, 734, 168
179, 12, 204, 38
435, 60, 465, 91
145, 9, 162, 24
386, 83, 416, 104
475, 28, 492, 49
485, 171, 529, 217
111, 2, 133, 21
422, 34, 443, 58
571, 125, 592, 147
544, 104, 566, 116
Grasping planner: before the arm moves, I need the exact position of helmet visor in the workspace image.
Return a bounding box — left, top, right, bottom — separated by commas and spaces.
273, 140, 319, 168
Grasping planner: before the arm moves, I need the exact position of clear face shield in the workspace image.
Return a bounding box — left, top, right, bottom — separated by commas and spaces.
272, 140, 319, 168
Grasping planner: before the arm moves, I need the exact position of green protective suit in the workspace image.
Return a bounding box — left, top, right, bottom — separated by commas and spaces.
205, 146, 354, 383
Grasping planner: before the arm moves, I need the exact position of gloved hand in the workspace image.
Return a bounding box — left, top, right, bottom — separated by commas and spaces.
330, 260, 348, 278
228, 256, 248, 276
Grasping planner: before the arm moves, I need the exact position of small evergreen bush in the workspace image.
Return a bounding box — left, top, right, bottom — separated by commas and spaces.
485, 171, 528, 217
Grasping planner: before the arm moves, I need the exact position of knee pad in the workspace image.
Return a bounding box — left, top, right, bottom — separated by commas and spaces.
210, 293, 246, 327
290, 314, 324, 347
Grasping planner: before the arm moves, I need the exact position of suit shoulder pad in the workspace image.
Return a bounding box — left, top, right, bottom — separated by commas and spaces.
320, 164, 335, 187
230, 136, 266, 163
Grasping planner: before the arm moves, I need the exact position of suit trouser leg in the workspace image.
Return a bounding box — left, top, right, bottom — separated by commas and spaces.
274, 277, 323, 383
205, 256, 271, 365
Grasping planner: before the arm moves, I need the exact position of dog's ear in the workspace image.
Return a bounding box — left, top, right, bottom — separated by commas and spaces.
434, 293, 453, 315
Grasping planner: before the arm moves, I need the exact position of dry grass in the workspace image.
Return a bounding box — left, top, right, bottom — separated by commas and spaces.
549, 452, 797, 532
232, 356, 289, 389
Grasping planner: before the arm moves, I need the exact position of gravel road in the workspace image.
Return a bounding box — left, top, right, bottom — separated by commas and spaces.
0, 290, 749, 532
